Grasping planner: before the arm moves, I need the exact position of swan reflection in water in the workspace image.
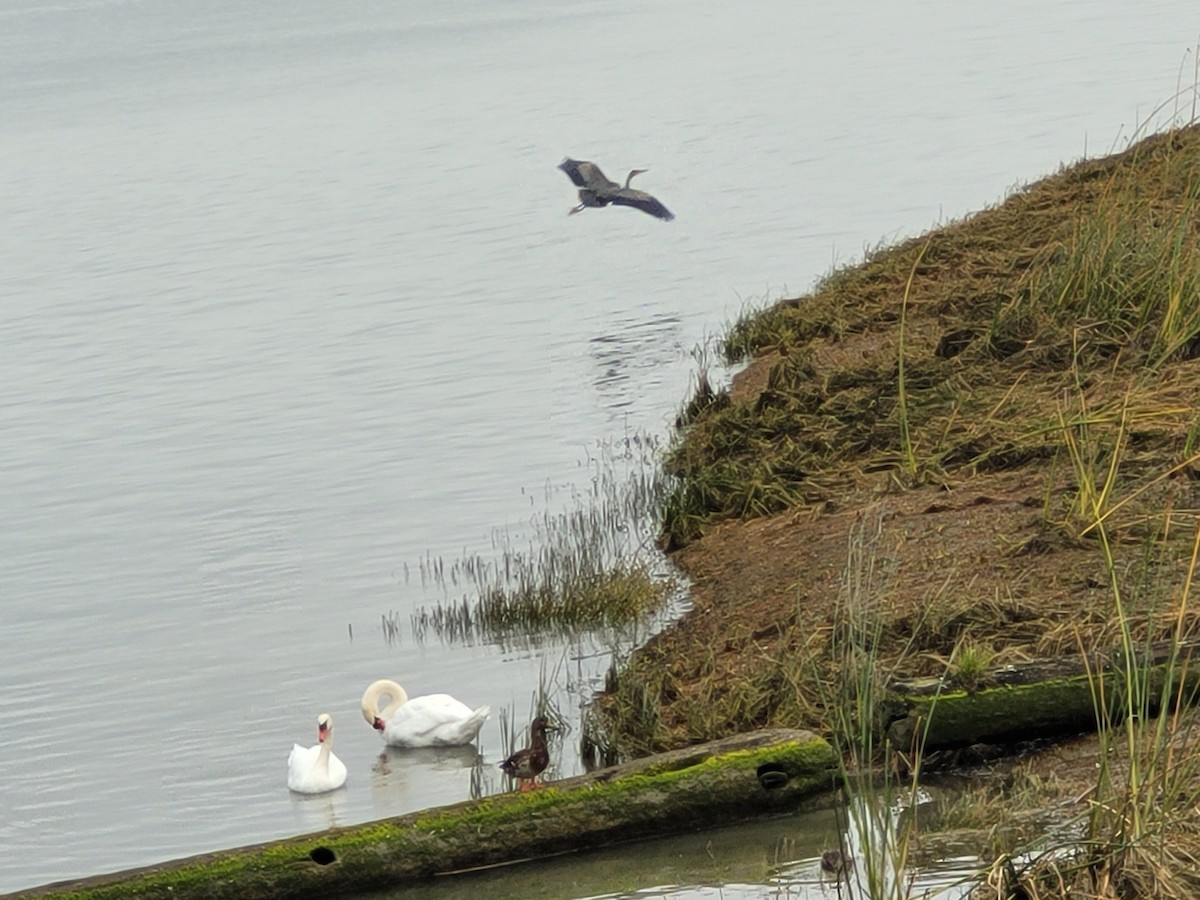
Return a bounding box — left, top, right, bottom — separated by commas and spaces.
370, 744, 484, 810
287, 781, 348, 833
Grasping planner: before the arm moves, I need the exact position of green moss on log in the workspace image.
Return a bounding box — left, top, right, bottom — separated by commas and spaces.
885, 642, 1200, 750
887, 676, 1101, 749
12, 729, 834, 900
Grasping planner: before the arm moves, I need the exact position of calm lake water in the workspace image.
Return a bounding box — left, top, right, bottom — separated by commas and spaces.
1, 0, 1196, 893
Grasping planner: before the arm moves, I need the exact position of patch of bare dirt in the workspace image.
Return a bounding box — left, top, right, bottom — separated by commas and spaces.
635, 465, 1115, 739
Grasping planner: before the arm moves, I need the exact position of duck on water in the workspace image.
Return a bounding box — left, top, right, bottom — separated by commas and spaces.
287, 713, 348, 795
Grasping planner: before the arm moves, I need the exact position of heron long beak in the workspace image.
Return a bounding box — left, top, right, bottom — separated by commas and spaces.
568, 205, 582, 216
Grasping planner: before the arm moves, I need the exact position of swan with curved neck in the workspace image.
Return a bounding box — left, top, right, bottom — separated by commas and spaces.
287, 713, 348, 794
360, 678, 489, 748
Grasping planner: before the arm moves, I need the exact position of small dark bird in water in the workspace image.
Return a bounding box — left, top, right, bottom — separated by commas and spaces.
820, 848, 850, 877
558, 158, 675, 221
499, 716, 558, 792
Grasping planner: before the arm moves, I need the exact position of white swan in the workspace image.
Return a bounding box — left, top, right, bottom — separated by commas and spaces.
360, 678, 489, 748
287, 713, 348, 794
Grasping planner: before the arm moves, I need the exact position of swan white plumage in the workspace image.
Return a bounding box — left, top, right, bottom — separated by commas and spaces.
360, 678, 489, 748
287, 713, 348, 794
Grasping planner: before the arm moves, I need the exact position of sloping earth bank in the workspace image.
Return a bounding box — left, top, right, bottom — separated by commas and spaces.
600, 124, 1200, 759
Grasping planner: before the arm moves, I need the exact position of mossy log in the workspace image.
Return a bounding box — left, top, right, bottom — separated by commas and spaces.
8, 728, 835, 900
884, 638, 1200, 751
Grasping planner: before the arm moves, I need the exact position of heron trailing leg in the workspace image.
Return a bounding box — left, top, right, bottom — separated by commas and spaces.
558, 158, 673, 221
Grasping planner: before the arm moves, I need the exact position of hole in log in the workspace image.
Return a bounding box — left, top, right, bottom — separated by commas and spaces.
309, 847, 337, 866
756, 764, 789, 790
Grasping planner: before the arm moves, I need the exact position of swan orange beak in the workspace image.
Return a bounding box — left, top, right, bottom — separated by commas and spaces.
372, 717, 385, 732
318, 724, 330, 743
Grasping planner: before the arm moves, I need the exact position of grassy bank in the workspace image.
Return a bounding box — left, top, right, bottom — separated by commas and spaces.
665, 125, 1200, 550
592, 123, 1200, 897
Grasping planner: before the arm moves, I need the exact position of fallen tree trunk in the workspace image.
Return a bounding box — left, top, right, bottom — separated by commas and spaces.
8, 728, 835, 900
884, 637, 1200, 751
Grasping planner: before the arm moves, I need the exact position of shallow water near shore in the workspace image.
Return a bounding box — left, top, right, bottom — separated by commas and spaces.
374, 803, 978, 900
1, 0, 1197, 893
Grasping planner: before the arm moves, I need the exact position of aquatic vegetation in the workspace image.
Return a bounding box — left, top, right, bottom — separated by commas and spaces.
408, 434, 677, 642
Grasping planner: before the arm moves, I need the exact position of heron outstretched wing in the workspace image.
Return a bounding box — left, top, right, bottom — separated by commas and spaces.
611, 189, 675, 221
559, 158, 619, 192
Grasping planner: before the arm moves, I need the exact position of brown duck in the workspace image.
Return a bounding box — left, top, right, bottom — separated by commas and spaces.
499, 716, 557, 792
820, 849, 851, 878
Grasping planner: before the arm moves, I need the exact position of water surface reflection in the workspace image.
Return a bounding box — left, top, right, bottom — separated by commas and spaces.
375, 806, 978, 900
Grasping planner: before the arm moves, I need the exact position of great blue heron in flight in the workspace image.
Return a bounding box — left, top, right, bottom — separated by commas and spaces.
558, 158, 675, 221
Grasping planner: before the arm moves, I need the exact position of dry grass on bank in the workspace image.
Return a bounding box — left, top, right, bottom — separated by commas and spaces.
589, 123, 1200, 899
599, 124, 1200, 758
666, 123, 1200, 550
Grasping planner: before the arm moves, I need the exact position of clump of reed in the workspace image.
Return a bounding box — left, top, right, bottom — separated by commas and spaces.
950, 641, 996, 692
815, 513, 931, 900
974, 392, 1200, 900
410, 433, 676, 642
581, 651, 672, 763
412, 568, 669, 643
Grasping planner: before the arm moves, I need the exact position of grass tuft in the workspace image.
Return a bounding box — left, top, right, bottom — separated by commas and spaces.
409, 434, 676, 642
